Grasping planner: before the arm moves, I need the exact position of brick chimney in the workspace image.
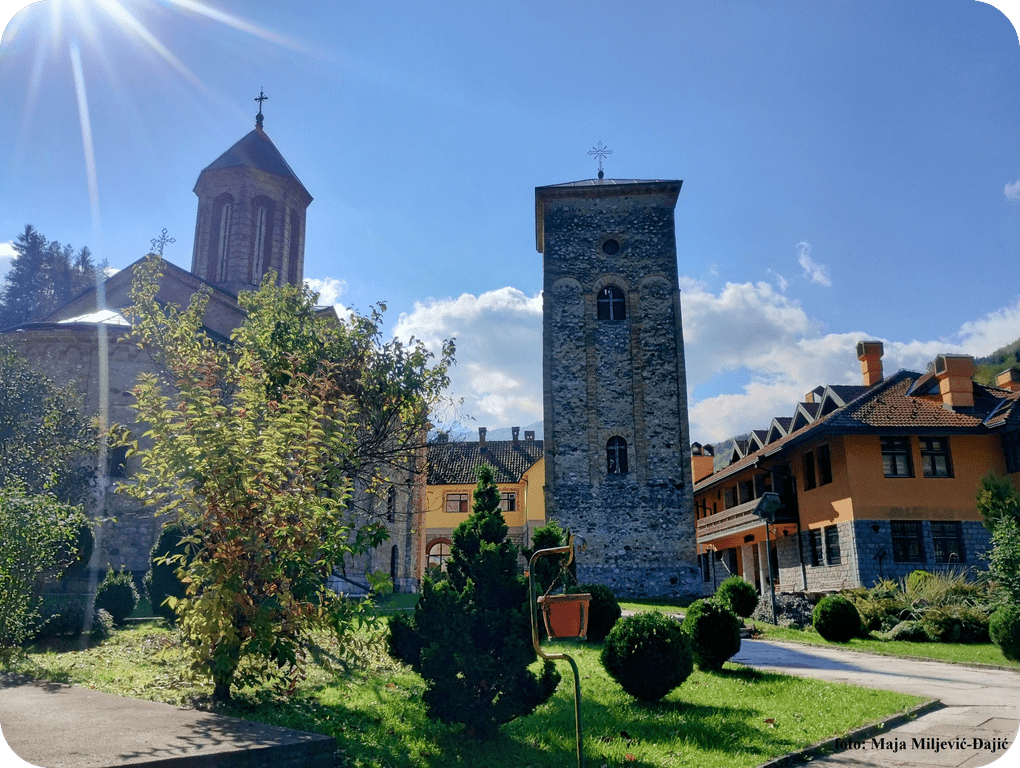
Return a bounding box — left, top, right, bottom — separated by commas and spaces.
856, 340, 884, 387
512, 426, 520, 445
934, 354, 975, 410
996, 368, 1020, 393
478, 427, 487, 450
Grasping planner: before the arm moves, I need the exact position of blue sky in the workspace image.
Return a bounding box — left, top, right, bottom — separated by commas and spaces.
1, 0, 1018, 444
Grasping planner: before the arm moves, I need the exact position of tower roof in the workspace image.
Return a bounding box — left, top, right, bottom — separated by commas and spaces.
198, 128, 312, 203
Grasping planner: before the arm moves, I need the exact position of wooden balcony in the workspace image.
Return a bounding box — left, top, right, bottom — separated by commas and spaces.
696, 496, 797, 546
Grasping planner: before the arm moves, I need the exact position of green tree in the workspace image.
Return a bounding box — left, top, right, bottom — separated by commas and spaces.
120, 254, 452, 701
397, 464, 559, 738
0, 342, 96, 507
0, 485, 87, 663
976, 472, 1020, 530
989, 518, 1020, 606
0, 224, 102, 328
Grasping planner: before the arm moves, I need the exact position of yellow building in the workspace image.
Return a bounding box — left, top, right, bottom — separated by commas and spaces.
693, 342, 1020, 596
424, 427, 544, 574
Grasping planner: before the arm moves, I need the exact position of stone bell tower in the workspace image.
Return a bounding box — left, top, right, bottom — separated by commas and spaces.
191, 92, 312, 295
536, 175, 699, 598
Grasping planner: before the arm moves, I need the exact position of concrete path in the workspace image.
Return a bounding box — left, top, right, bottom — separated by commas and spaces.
733, 640, 1020, 768
0, 673, 335, 767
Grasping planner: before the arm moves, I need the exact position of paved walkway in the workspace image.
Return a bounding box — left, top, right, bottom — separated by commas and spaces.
734, 640, 1020, 768
0, 673, 335, 767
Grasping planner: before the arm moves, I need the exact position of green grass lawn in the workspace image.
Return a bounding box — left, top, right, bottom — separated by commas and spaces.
8, 623, 924, 768
752, 622, 1020, 668
617, 598, 691, 615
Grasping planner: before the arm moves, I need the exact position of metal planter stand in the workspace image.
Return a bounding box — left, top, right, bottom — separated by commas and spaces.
527, 534, 588, 768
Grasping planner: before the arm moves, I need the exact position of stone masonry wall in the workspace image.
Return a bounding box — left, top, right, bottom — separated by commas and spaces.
541, 182, 699, 598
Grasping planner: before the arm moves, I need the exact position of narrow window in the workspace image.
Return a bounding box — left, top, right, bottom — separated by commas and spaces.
445, 493, 469, 513
390, 545, 399, 582
386, 486, 396, 523
108, 445, 129, 478
723, 486, 737, 509
253, 206, 268, 280
824, 525, 841, 565
700, 553, 711, 582
1004, 432, 1020, 475
891, 521, 925, 562
596, 285, 626, 320
818, 444, 833, 485
287, 210, 301, 285
920, 437, 952, 478
738, 479, 754, 504
216, 203, 232, 282
881, 437, 914, 478
803, 451, 817, 490
607, 436, 629, 474
498, 492, 517, 512
931, 521, 965, 563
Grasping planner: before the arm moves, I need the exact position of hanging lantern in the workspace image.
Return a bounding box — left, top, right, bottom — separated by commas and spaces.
538, 592, 592, 639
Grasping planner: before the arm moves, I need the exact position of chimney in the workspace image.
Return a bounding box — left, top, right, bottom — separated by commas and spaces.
996, 368, 1020, 393
524, 430, 535, 441
691, 442, 703, 456
856, 340, 884, 387
934, 354, 975, 410
512, 426, 520, 444
478, 427, 487, 450
436, 431, 449, 443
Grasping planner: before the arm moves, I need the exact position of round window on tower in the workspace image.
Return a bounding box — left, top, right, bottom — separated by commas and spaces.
601, 238, 620, 255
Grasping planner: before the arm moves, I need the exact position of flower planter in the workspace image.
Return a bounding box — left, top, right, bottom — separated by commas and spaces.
538, 593, 592, 639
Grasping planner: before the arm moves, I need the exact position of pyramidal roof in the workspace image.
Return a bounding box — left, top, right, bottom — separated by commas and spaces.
199, 127, 311, 201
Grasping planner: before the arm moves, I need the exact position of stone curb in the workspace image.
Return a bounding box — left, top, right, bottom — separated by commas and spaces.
753, 699, 944, 768
748, 631, 1020, 672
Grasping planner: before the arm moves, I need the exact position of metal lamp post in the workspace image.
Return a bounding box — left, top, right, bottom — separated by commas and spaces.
753, 492, 782, 626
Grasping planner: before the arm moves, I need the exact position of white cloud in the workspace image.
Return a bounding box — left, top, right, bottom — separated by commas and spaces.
797, 241, 832, 287
1005, 180, 1020, 201
305, 276, 347, 307
394, 287, 543, 430
0, 241, 14, 282
394, 279, 1020, 447
766, 268, 788, 292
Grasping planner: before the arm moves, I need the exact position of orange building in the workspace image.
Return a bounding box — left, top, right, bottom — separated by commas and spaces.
424, 427, 545, 574
693, 342, 1020, 596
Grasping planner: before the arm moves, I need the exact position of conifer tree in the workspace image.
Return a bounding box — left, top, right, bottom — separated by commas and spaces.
403, 464, 560, 738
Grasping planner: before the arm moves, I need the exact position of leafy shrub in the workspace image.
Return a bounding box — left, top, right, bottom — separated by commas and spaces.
989, 604, 1020, 661
91, 609, 115, 640
921, 605, 990, 644
905, 570, 933, 595
752, 592, 814, 628
878, 620, 936, 643
812, 595, 861, 642
715, 576, 758, 619
144, 524, 190, 623
601, 612, 693, 701
682, 599, 741, 670
849, 595, 905, 634
579, 583, 621, 642
990, 519, 1020, 606
32, 601, 86, 640
387, 611, 424, 669
95, 567, 139, 625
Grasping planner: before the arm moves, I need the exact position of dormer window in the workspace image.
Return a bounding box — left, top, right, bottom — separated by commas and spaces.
597, 285, 626, 321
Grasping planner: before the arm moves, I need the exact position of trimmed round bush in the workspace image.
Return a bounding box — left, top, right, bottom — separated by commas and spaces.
94, 568, 139, 625
682, 599, 741, 670
579, 583, 621, 642
752, 592, 814, 628
812, 595, 862, 642
601, 612, 693, 701
715, 576, 758, 619
91, 609, 115, 640
990, 604, 1020, 662
905, 570, 934, 594
145, 524, 191, 623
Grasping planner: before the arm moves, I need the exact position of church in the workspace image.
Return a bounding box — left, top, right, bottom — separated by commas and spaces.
1, 102, 424, 594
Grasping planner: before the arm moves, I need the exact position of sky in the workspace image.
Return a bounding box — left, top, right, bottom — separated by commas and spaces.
1, 0, 1018, 447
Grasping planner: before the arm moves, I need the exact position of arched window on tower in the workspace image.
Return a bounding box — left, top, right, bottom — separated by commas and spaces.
386, 485, 396, 524
252, 205, 268, 281
596, 285, 626, 320
607, 436, 629, 474
211, 196, 233, 283
287, 210, 301, 285
390, 545, 399, 583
